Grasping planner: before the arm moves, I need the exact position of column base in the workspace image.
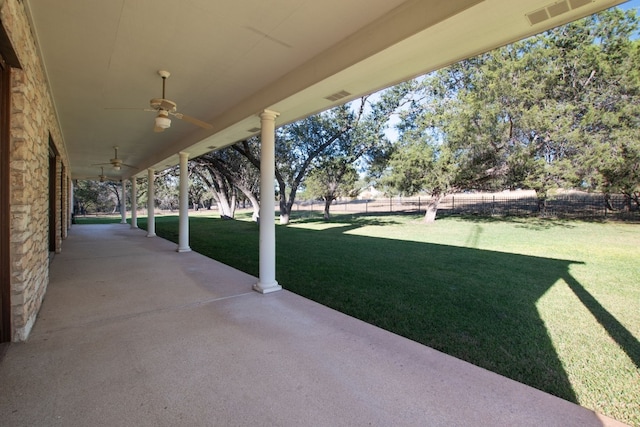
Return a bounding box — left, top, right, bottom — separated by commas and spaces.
253, 281, 282, 294
146, 233, 156, 238
177, 246, 191, 253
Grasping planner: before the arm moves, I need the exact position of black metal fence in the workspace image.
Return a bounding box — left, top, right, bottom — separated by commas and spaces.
440, 194, 638, 220
294, 193, 639, 220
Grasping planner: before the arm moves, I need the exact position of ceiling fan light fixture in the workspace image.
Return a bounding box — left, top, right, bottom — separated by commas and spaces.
155, 114, 171, 129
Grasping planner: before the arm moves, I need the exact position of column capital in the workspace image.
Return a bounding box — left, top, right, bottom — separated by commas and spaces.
179, 151, 190, 159
259, 109, 280, 121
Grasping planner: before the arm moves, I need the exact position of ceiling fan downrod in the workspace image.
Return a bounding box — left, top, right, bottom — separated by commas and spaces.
158, 70, 170, 100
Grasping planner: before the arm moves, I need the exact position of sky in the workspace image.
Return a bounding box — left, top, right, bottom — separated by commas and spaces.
620, 0, 640, 10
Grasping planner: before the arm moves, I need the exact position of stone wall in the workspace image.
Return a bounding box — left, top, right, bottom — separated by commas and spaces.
1, 0, 69, 341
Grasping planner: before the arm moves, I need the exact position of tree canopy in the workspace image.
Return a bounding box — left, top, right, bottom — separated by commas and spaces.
377, 8, 639, 222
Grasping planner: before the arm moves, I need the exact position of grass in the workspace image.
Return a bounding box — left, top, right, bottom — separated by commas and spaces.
98, 212, 639, 425
75, 215, 124, 224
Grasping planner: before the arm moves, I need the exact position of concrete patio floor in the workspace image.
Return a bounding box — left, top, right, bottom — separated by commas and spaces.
0, 224, 628, 426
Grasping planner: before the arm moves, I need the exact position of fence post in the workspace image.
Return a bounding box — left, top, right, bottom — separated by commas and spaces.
418, 197, 421, 214
366, 201, 368, 214
390, 196, 392, 213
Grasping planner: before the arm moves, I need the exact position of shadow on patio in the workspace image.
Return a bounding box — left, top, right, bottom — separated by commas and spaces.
0, 224, 628, 426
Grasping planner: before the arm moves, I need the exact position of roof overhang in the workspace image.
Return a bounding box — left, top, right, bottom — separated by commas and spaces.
22, 0, 627, 179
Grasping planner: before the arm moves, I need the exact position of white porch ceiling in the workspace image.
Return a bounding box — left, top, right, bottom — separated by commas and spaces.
24, 0, 626, 180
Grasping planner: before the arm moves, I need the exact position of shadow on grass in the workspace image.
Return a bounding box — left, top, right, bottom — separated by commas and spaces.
563, 274, 640, 368
276, 221, 583, 402
139, 215, 639, 405
289, 211, 406, 227
441, 214, 579, 231
291, 210, 586, 231
75, 216, 124, 225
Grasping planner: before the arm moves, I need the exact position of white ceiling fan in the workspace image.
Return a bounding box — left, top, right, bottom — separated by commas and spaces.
92, 146, 136, 171
149, 70, 214, 132
107, 70, 213, 132
97, 166, 118, 183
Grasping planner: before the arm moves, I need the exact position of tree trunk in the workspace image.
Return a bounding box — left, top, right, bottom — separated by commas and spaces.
237, 188, 259, 221
211, 192, 233, 218
230, 193, 237, 217
423, 194, 443, 223
604, 193, 615, 211
621, 192, 636, 212
219, 199, 233, 217
208, 168, 235, 218
279, 200, 290, 225
249, 197, 260, 221
276, 171, 303, 226
276, 178, 289, 225
216, 192, 232, 217
323, 198, 333, 220
537, 197, 547, 216
278, 195, 297, 225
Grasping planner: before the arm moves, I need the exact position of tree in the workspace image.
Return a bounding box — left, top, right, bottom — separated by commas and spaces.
154, 169, 179, 211
188, 166, 208, 210
231, 110, 353, 224
381, 69, 503, 222
381, 8, 640, 220
234, 92, 406, 225
194, 144, 261, 219
74, 179, 125, 214
274, 104, 359, 225
105, 181, 126, 213
133, 177, 147, 209
570, 13, 640, 210
381, 129, 459, 223
304, 159, 359, 219
73, 179, 102, 214
192, 160, 236, 217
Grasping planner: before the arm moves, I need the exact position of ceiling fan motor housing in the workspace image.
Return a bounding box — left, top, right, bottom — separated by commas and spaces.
150, 98, 177, 112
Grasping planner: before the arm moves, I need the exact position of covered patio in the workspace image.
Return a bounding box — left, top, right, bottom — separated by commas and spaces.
0, 224, 627, 426
0, 0, 634, 424
1, 0, 627, 339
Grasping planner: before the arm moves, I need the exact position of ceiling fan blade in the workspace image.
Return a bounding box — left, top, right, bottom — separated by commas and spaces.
104, 107, 154, 112
173, 112, 213, 129
121, 163, 138, 169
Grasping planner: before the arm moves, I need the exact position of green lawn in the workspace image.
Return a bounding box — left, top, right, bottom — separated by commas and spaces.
74, 215, 124, 224
121, 213, 637, 425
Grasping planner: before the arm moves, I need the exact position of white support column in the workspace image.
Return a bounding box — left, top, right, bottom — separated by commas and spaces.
177, 151, 191, 253
147, 168, 156, 237
70, 180, 75, 224
130, 177, 138, 229
253, 110, 282, 294
120, 180, 127, 224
